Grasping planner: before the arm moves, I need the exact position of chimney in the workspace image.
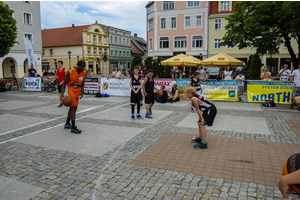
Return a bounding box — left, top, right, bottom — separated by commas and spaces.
134, 33, 137, 38
72, 24, 75, 29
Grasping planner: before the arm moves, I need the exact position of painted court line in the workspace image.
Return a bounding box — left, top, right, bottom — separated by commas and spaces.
0, 103, 129, 145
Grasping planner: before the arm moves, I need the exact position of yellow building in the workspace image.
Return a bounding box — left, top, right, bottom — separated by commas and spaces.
42, 21, 109, 75
209, 1, 298, 73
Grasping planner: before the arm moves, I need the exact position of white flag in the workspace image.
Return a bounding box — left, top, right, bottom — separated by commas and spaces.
23, 37, 36, 70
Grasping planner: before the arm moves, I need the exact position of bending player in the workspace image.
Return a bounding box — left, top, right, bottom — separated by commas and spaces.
188, 71, 207, 112
186, 87, 217, 149
130, 66, 143, 120
61, 61, 86, 134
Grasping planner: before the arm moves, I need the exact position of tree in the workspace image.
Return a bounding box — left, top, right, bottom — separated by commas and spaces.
0, 2, 18, 57
247, 53, 263, 80
144, 56, 153, 70
130, 54, 142, 76
220, 1, 300, 68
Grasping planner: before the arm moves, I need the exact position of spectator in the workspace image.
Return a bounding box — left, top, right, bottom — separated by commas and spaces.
138, 65, 142, 75
85, 70, 92, 79
121, 67, 128, 78
142, 65, 148, 78
205, 72, 210, 81
106, 68, 113, 79
222, 65, 233, 80
261, 66, 272, 80
12, 74, 22, 90
28, 65, 37, 77
235, 71, 245, 102
196, 65, 206, 81
154, 85, 168, 103
278, 63, 292, 81
112, 66, 121, 78
172, 66, 182, 79
48, 68, 51, 76
232, 68, 237, 79
51, 68, 55, 76
290, 64, 300, 110
167, 83, 180, 103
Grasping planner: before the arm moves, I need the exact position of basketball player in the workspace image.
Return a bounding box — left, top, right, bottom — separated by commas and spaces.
130, 66, 143, 120
60, 60, 86, 134
142, 69, 159, 119
47, 60, 67, 107
186, 87, 217, 149
188, 71, 207, 112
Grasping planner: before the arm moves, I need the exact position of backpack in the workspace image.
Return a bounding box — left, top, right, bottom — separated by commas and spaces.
95, 92, 103, 97
262, 99, 276, 107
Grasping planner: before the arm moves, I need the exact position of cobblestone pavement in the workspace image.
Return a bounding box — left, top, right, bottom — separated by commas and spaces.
0, 91, 300, 200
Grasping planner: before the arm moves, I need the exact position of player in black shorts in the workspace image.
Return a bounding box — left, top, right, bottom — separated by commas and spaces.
186, 87, 217, 149
130, 66, 143, 120
142, 69, 159, 119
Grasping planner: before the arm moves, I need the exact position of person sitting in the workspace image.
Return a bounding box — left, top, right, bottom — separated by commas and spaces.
12, 74, 22, 90
167, 83, 180, 103
154, 85, 168, 103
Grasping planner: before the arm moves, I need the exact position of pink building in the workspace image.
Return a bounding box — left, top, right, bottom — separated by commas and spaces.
146, 1, 209, 61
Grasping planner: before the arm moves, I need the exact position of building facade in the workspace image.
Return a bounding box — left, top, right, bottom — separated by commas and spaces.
209, 1, 298, 72
107, 26, 131, 70
146, 1, 209, 61
42, 21, 109, 75
131, 33, 147, 58
0, 1, 42, 79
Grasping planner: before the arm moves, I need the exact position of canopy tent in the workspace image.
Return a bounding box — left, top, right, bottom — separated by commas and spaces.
200, 53, 244, 66
160, 54, 201, 66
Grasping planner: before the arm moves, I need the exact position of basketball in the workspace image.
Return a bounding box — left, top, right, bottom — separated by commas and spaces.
62, 96, 73, 106
282, 153, 300, 193
156, 90, 163, 97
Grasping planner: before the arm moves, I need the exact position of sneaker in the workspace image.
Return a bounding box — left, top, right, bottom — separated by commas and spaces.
194, 142, 207, 149
64, 124, 71, 129
149, 109, 152, 115
290, 104, 294, 109
191, 136, 202, 143
170, 99, 173, 103
58, 103, 63, 108
71, 126, 82, 134
131, 114, 135, 121
136, 114, 143, 120
145, 113, 153, 119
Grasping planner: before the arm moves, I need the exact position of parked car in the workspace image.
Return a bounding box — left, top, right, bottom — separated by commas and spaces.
206, 67, 223, 81
234, 66, 248, 79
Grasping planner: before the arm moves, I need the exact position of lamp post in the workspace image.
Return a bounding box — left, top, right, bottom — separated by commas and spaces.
102, 52, 108, 62
68, 51, 72, 69
77, 56, 79, 61
101, 52, 108, 76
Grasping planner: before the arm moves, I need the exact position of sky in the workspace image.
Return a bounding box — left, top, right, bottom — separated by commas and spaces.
40, 1, 148, 40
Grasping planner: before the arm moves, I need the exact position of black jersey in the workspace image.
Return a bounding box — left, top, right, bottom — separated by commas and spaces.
131, 75, 142, 90
191, 78, 201, 91
194, 94, 214, 111
145, 77, 154, 94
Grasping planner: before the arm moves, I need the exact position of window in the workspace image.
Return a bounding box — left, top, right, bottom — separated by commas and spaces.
50, 49, 53, 56
149, 38, 152, 50
123, 38, 125, 45
99, 36, 101, 44
163, 1, 174, 10
147, 4, 154, 14
123, 51, 125, 56
159, 37, 169, 48
111, 50, 113, 56
95, 29, 99, 32
89, 62, 93, 73
192, 36, 203, 48
42, 50, 44, 56
171, 17, 176, 28
119, 38, 121, 44
148, 19, 153, 31
99, 49, 102, 55
104, 49, 106, 53
115, 50, 117, 56
93, 35, 96, 43
221, 1, 229, 11
94, 48, 96, 55
185, 16, 190, 27
42, 62, 50, 71
174, 36, 187, 48
87, 48, 90, 55
10, 60, 15, 74
214, 39, 221, 49
187, 1, 199, 7
215, 19, 221, 30
161, 18, 166, 29
127, 52, 129, 57
53, 61, 58, 70
111, 36, 113, 44
115, 37, 117, 44
227, 45, 234, 49
23, 12, 31, 24
127, 39, 129, 45
25, 33, 32, 42
119, 51, 121, 56
196, 16, 202, 27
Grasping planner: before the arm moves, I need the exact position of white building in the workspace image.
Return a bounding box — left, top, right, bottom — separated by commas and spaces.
0, 1, 42, 79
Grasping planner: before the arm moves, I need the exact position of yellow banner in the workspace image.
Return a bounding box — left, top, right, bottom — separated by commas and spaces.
201, 80, 238, 101
247, 80, 293, 104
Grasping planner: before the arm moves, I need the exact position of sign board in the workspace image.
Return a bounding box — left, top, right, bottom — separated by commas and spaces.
23, 77, 41, 91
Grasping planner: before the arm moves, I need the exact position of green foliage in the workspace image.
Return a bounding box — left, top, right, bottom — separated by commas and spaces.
144, 56, 153, 70
143, 56, 172, 78
130, 54, 142, 76
247, 53, 263, 80
0, 2, 18, 57
220, 1, 300, 68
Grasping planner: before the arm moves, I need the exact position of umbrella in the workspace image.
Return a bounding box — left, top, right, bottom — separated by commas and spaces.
200, 53, 244, 66
160, 54, 200, 66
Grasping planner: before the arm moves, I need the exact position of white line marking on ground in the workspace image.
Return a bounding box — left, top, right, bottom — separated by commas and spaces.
0, 103, 129, 144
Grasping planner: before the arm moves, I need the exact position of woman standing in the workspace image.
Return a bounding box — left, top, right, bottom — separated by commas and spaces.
222, 65, 233, 80
188, 71, 207, 112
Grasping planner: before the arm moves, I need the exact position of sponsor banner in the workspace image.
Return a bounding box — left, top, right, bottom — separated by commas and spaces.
23, 77, 41, 91
176, 79, 192, 99
247, 80, 293, 104
201, 80, 237, 101
23, 37, 36, 70
154, 78, 176, 91
84, 78, 99, 94
100, 78, 131, 96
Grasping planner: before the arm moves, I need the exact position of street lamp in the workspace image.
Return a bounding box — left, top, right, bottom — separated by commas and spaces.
68, 51, 72, 69
77, 56, 79, 61
102, 52, 108, 62
199, 53, 203, 61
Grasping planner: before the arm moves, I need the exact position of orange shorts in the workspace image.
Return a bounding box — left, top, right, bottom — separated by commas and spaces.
68, 87, 80, 107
